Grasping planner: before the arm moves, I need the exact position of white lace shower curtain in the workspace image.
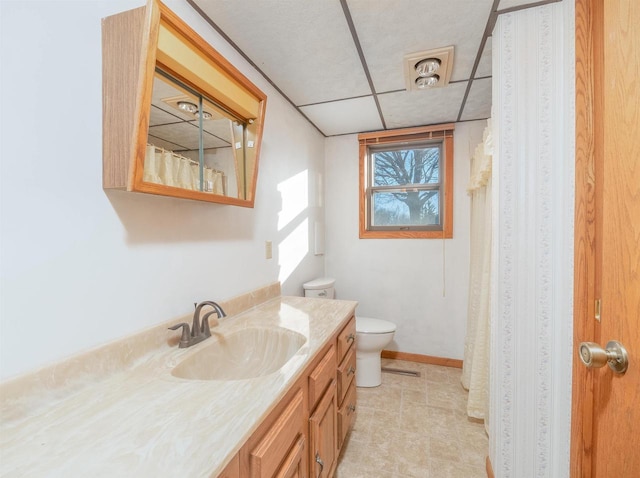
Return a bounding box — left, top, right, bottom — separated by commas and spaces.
461, 120, 493, 423
144, 144, 225, 194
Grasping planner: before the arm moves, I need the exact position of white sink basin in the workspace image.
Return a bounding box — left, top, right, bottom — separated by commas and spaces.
171, 327, 306, 381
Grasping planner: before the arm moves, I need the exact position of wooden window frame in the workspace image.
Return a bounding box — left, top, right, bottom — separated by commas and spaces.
358, 124, 455, 239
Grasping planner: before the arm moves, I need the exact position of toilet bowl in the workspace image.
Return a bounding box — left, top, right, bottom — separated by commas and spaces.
355, 317, 396, 387
302, 278, 397, 388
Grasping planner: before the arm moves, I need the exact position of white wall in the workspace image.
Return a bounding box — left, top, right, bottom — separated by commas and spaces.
324, 121, 485, 360
0, 0, 325, 380
489, 2, 574, 476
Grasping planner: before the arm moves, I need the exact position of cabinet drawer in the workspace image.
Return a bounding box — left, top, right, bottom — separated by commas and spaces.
337, 382, 357, 450
250, 390, 304, 478
308, 346, 336, 409
337, 347, 356, 406
336, 317, 356, 361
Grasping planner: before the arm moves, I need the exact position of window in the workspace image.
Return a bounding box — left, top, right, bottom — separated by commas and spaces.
359, 124, 454, 239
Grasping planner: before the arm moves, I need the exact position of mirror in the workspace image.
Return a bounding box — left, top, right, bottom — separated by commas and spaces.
145, 69, 246, 198
102, 0, 266, 207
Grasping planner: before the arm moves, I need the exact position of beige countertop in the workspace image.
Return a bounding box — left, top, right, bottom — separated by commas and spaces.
0, 292, 357, 477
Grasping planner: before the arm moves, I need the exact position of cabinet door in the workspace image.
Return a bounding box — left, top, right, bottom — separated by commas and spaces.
275, 434, 306, 478
250, 390, 304, 478
309, 381, 337, 478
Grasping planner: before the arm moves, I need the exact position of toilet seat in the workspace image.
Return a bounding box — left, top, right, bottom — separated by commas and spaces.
356, 316, 396, 334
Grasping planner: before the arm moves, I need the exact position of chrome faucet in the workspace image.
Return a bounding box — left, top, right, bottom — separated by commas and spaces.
168, 301, 227, 348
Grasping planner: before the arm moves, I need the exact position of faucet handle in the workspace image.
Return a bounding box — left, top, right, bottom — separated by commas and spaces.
168, 323, 191, 348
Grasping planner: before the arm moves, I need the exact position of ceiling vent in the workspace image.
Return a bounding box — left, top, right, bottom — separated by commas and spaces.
404, 46, 454, 91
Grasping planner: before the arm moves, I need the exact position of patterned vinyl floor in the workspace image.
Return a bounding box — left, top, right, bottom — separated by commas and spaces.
335, 358, 488, 478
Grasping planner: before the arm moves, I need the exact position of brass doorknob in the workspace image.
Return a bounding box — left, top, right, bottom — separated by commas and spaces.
579, 340, 629, 374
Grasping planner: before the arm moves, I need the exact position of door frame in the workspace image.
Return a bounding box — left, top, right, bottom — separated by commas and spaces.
571, 0, 604, 475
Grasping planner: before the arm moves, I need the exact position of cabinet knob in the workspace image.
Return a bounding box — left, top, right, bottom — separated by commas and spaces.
347, 366, 355, 376
348, 404, 356, 413
346, 333, 355, 343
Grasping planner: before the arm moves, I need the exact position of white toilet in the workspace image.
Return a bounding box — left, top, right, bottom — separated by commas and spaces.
302, 277, 396, 388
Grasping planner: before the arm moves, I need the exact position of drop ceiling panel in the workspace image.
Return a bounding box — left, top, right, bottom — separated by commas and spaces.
347, 0, 494, 93
149, 105, 183, 127
378, 82, 468, 129
198, 119, 233, 144
192, 0, 371, 106
460, 78, 492, 121
475, 37, 492, 78
300, 96, 383, 136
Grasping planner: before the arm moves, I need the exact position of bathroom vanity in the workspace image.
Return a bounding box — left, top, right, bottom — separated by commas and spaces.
0, 285, 357, 477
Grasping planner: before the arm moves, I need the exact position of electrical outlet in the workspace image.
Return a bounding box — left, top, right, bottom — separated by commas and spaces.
265, 241, 272, 259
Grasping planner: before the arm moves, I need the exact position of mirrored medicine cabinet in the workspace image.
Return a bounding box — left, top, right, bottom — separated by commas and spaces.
102, 0, 266, 207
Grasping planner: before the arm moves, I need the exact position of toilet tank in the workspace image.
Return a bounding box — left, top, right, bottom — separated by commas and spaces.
303, 277, 336, 299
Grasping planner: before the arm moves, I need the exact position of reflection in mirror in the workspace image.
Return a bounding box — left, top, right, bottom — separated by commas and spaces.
144, 69, 248, 198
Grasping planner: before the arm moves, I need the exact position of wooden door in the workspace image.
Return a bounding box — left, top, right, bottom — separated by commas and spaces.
309, 381, 337, 478
572, 0, 640, 476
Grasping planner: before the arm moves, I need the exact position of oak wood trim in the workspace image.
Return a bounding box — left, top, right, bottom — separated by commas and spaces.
359, 125, 454, 239
571, 0, 603, 476
486, 456, 494, 478
442, 134, 454, 238
358, 123, 455, 142
131, 181, 255, 206
101, 6, 146, 189
381, 350, 463, 369
130, 0, 161, 191
157, 0, 266, 103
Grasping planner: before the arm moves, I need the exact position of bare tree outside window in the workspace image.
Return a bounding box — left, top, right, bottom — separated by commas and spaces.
358, 124, 454, 239
369, 145, 441, 228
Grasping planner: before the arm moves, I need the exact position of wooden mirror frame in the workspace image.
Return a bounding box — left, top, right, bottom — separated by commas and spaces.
102, 0, 267, 207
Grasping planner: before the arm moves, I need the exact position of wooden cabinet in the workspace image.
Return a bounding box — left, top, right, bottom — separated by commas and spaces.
335, 318, 356, 454
274, 435, 306, 478
217, 454, 240, 478
336, 318, 356, 360
336, 348, 355, 404
308, 346, 336, 410
337, 383, 356, 450
309, 381, 337, 478
249, 390, 305, 478
102, 0, 266, 207
227, 315, 356, 478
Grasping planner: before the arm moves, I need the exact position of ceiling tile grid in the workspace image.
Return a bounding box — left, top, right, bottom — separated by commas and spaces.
459, 77, 492, 121
187, 0, 543, 136
346, 0, 495, 92
498, 0, 550, 11
300, 96, 383, 137
191, 0, 371, 106
475, 37, 493, 78
377, 82, 468, 129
